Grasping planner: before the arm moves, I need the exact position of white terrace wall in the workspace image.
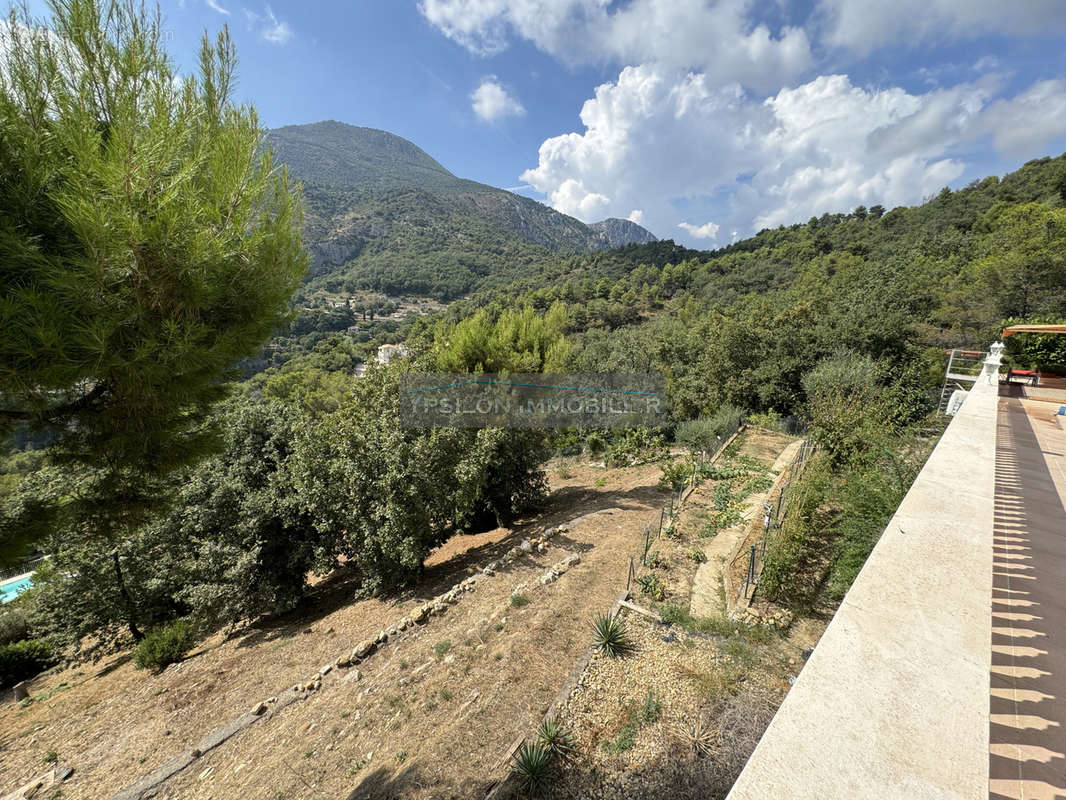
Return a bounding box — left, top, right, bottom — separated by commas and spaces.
727, 350, 1002, 800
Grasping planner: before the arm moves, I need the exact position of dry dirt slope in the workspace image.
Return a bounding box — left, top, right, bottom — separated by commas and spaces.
0, 463, 668, 800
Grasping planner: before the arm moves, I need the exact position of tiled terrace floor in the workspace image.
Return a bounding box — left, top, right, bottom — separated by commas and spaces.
990, 392, 1066, 800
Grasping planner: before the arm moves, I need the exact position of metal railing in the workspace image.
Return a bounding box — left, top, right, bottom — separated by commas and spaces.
0, 556, 45, 583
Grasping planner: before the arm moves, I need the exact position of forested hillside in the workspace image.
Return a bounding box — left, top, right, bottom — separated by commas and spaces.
4, 136, 1066, 686
268, 121, 657, 299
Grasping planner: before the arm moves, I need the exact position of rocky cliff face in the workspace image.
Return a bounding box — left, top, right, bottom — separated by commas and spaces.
589, 218, 659, 249
454, 191, 605, 252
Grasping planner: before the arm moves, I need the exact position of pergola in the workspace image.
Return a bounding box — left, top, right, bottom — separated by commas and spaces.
1002, 324, 1066, 337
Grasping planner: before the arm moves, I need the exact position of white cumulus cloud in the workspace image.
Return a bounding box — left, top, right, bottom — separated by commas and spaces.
817, 0, 1066, 55
678, 221, 720, 239
520, 66, 1066, 240
243, 6, 293, 45
419, 0, 812, 92
627, 209, 645, 224
470, 77, 526, 122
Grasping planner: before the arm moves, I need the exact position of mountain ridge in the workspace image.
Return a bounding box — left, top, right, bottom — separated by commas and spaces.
266, 121, 657, 298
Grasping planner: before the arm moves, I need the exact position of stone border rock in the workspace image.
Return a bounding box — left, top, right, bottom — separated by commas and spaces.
104, 524, 573, 800
2, 764, 74, 800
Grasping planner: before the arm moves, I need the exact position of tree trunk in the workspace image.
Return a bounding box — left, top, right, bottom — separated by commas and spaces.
112, 550, 143, 642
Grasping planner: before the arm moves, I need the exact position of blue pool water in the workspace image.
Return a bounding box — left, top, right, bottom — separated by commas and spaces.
0, 575, 33, 604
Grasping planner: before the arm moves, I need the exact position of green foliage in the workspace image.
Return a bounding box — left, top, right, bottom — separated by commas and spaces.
602, 690, 662, 754
535, 719, 575, 760
747, 409, 783, 431
825, 446, 924, 599
1004, 315, 1066, 372
637, 572, 666, 601
431, 303, 570, 373
132, 621, 196, 673
604, 427, 667, 468
0, 606, 31, 646
510, 593, 531, 608
295, 369, 550, 594
695, 464, 746, 481
802, 352, 882, 464
510, 741, 554, 798
688, 547, 708, 564
261, 368, 353, 417
28, 534, 186, 659
591, 612, 632, 657
969, 203, 1066, 320
659, 604, 734, 637
658, 458, 692, 492
714, 482, 739, 511
761, 432, 928, 606
434, 640, 452, 660
0, 638, 57, 689
675, 406, 745, 454
742, 474, 774, 495
0, 0, 306, 559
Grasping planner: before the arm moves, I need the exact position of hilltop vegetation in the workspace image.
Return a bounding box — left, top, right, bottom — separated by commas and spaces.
269, 120, 657, 300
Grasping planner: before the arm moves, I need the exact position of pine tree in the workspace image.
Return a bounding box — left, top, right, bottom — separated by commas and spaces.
0, 0, 307, 633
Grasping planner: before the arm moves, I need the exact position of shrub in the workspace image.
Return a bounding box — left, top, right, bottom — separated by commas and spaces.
0, 606, 32, 646
0, 638, 58, 689
535, 719, 575, 760
510, 741, 554, 798
637, 572, 666, 601
688, 547, 707, 564
658, 458, 692, 492
675, 406, 744, 454
434, 640, 452, 660
604, 427, 667, 468
133, 621, 196, 673
591, 612, 632, 657
659, 604, 734, 636
747, 409, 783, 431
510, 593, 531, 608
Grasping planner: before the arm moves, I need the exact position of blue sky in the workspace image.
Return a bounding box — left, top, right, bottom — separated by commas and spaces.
33, 1, 1066, 246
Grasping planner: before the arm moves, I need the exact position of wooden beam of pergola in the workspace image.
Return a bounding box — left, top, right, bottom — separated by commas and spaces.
1002, 324, 1066, 338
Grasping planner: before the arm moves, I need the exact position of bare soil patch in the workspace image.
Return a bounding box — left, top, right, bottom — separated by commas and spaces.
0, 461, 666, 800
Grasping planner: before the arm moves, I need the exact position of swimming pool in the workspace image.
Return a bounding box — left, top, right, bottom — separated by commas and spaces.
0, 574, 33, 604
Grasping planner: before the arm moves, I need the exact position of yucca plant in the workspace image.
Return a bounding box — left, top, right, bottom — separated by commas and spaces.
510, 741, 554, 798
535, 719, 575, 760
675, 716, 714, 756
592, 612, 632, 657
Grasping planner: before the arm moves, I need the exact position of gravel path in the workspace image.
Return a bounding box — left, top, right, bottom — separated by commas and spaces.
689, 438, 803, 618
